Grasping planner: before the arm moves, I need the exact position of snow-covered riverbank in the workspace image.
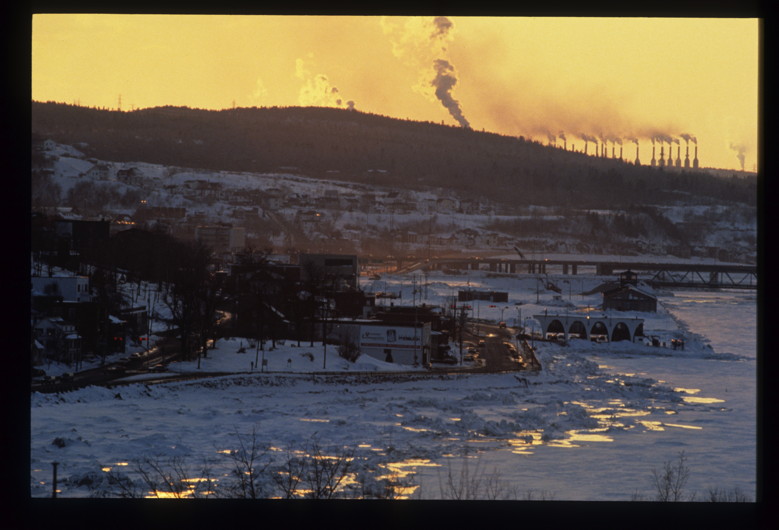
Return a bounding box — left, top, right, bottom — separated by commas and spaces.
30, 273, 757, 501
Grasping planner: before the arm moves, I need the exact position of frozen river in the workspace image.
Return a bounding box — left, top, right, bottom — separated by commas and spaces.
30, 281, 757, 501
412, 288, 758, 501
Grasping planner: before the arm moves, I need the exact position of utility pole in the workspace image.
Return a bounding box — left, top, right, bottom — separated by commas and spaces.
51, 462, 59, 498
536, 277, 540, 303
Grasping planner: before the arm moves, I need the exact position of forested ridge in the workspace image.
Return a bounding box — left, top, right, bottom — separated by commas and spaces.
31, 101, 756, 209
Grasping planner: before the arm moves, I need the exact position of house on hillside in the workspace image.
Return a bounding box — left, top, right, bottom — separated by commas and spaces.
116, 167, 143, 186
296, 210, 323, 232
32, 317, 82, 364
459, 198, 483, 215
182, 179, 224, 200
452, 228, 479, 248
83, 163, 111, 180
436, 197, 459, 213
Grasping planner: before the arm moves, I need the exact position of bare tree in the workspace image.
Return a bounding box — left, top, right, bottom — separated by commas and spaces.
271, 435, 354, 499
652, 450, 694, 502
300, 436, 355, 499
272, 448, 306, 499
338, 327, 360, 362
438, 456, 483, 500
161, 240, 215, 363
219, 427, 273, 499
133, 456, 215, 499
706, 487, 752, 502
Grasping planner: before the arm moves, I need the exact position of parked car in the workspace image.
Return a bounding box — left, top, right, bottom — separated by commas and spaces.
61, 372, 74, 381
434, 355, 458, 365
498, 321, 506, 328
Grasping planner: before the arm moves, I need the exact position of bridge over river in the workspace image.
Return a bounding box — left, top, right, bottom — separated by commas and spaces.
396, 256, 757, 289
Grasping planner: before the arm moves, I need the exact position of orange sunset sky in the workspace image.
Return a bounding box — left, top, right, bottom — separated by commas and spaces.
32, 14, 759, 172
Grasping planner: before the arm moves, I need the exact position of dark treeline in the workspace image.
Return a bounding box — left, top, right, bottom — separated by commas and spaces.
31, 101, 756, 209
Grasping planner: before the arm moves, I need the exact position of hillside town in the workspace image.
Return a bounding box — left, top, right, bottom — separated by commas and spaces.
31, 136, 756, 389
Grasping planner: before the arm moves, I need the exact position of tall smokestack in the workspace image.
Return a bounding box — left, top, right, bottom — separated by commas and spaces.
676, 144, 681, 167
620, 145, 623, 160
659, 145, 665, 167
631, 139, 640, 165
685, 144, 690, 168
651, 143, 656, 167
693, 145, 699, 168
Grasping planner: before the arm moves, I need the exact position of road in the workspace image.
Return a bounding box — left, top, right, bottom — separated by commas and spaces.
32, 319, 540, 393
445, 321, 538, 373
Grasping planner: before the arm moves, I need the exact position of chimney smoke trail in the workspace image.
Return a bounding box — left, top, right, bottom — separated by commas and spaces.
429, 17, 470, 128
431, 59, 470, 128
729, 142, 746, 171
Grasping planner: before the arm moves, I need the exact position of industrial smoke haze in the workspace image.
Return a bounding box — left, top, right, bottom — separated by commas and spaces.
292, 17, 746, 168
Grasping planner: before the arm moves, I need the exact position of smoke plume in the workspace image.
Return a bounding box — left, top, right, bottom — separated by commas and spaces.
729, 142, 746, 170
382, 16, 470, 128
432, 16, 453, 39
295, 58, 355, 109
432, 59, 470, 128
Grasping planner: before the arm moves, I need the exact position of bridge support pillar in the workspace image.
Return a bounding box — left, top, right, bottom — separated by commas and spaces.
563, 263, 569, 275
572, 264, 578, 275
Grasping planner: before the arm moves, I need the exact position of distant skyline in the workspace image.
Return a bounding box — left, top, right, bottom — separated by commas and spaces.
32, 15, 759, 172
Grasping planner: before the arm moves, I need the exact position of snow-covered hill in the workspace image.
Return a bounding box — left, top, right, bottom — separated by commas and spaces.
33, 140, 757, 262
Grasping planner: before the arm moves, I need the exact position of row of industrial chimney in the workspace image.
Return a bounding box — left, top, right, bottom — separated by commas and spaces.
648, 143, 699, 169
549, 137, 699, 169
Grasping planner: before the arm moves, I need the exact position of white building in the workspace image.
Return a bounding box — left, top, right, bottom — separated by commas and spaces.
31, 276, 91, 303
331, 320, 432, 366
